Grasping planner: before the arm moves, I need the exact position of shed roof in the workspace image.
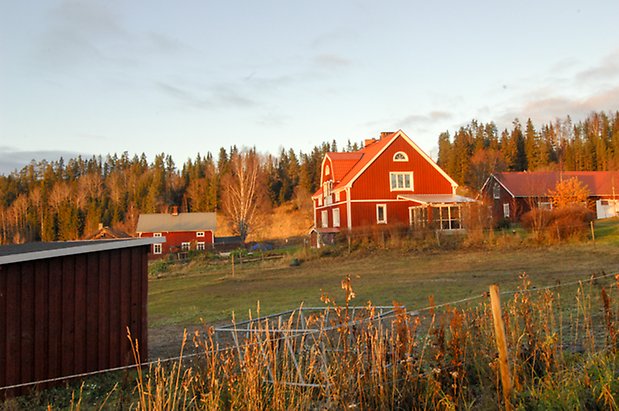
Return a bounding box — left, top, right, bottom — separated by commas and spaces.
136, 212, 217, 233
0, 238, 163, 265
493, 171, 619, 197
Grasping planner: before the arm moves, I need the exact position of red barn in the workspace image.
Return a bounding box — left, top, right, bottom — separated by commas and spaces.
310, 130, 474, 246
136, 211, 216, 258
481, 171, 619, 223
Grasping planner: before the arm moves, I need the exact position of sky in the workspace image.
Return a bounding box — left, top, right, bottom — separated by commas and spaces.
1, 0, 619, 175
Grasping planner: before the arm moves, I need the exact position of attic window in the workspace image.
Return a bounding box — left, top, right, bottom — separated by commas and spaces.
393, 152, 408, 162
325, 165, 331, 175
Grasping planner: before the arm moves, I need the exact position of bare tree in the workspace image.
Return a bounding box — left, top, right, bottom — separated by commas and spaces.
221, 149, 269, 241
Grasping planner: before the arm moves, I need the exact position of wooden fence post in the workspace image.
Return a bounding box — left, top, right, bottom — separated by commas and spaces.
489, 284, 512, 411
590, 221, 595, 243
231, 253, 235, 277
347, 234, 352, 254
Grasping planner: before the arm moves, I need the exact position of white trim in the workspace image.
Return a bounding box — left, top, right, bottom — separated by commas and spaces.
389, 171, 414, 191
181, 242, 191, 251
344, 130, 459, 190
320, 156, 332, 186
346, 187, 352, 230
376, 204, 387, 224
196, 242, 206, 251
393, 151, 408, 162
321, 210, 329, 228
0, 238, 165, 265
153, 243, 162, 254
196, 231, 205, 237
350, 198, 409, 203
503, 203, 510, 218
315, 200, 348, 210
153, 232, 162, 237
481, 174, 515, 198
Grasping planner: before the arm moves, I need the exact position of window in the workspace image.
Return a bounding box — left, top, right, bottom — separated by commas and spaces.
409, 206, 428, 229
153, 244, 162, 254
390, 172, 414, 191
332, 208, 340, 227
325, 165, 330, 175
538, 202, 553, 210
334, 192, 340, 202
393, 151, 408, 162
196, 242, 205, 251
181, 242, 190, 251
376, 204, 387, 224
321, 210, 329, 228
153, 232, 162, 237
493, 184, 500, 199
433, 205, 462, 230
318, 197, 323, 206
503, 203, 510, 219
196, 231, 205, 237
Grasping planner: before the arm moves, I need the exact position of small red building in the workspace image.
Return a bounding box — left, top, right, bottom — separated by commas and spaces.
311, 130, 474, 246
0, 238, 160, 396
481, 171, 619, 223
136, 211, 217, 258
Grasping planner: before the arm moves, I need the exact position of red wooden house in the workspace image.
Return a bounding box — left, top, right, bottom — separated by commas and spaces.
136, 210, 216, 258
480, 171, 619, 223
310, 130, 475, 246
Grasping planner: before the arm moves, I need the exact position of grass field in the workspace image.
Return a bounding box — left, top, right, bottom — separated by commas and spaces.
148, 219, 619, 329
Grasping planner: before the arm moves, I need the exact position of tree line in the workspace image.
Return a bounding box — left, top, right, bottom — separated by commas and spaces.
0, 139, 364, 244
1, 111, 617, 244
437, 111, 619, 190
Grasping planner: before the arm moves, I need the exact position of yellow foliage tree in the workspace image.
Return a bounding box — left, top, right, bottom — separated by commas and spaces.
548, 177, 590, 209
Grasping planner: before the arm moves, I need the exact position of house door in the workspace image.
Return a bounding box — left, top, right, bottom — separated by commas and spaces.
409, 206, 428, 229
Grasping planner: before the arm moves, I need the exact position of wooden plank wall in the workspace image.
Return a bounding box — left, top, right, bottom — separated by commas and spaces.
0, 245, 149, 396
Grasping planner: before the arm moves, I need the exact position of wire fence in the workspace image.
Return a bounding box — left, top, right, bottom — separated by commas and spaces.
2, 269, 617, 394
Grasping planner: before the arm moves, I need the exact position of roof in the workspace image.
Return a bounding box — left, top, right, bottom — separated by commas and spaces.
136, 212, 217, 233
0, 238, 163, 265
85, 226, 132, 240
313, 130, 457, 198
493, 171, 619, 197
397, 194, 477, 205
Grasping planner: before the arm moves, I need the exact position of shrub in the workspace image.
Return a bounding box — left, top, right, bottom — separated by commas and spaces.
521, 205, 594, 242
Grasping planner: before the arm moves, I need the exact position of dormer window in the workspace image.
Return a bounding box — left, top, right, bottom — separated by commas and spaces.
325, 165, 331, 176
393, 152, 408, 162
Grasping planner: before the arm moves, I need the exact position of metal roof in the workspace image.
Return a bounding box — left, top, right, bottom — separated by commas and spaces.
397, 194, 477, 205
0, 238, 164, 265
493, 171, 619, 197
136, 212, 217, 233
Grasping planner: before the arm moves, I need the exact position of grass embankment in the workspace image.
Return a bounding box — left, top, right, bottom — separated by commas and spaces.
149, 219, 619, 328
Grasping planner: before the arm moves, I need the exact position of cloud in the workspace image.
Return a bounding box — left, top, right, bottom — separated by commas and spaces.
156, 81, 257, 109
0, 148, 85, 175
576, 49, 619, 83
400, 110, 453, 126
314, 53, 352, 68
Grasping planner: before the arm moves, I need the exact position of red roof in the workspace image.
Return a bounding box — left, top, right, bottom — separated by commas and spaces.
494, 171, 619, 197
325, 152, 364, 182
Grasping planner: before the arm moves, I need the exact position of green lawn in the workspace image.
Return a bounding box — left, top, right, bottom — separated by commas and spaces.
148, 220, 619, 328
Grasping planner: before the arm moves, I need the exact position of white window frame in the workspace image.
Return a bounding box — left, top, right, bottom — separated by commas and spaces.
318, 197, 323, 206
196, 231, 205, 237
434, 205, 462, 230
321, 210, 329, 228
153, 232, 162, 237
196, 242, 205, 251
181, 242, 191, 251
376, 204, 387, 224
325, 165, 330, 176
493, 184, 500, 199
153, 243, 162, 254
503, 203, 510, 219
409, 206, 428, 229
332, 208, 340, 228
393, 151, 409, 162
334, 192, 341, 202
389, 172, 414, 191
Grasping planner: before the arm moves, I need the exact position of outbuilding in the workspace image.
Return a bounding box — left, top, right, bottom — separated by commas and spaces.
0, 237, 161, 396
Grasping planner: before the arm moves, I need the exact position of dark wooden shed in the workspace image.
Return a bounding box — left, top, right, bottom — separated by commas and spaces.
0, 238, 161, 395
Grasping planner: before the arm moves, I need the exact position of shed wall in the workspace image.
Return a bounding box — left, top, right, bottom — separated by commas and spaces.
0, 246, 148, 396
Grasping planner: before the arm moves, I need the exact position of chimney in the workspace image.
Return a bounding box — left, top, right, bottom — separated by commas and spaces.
364, 138, 377, 147
380, 131, 394, 139
170, 206, 179, 216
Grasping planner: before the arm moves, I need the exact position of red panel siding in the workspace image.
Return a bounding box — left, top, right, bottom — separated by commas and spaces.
351, 136, 453, 201
0, 244, 149, 396
140, 230, 214, 258
350, 201, 411, 227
